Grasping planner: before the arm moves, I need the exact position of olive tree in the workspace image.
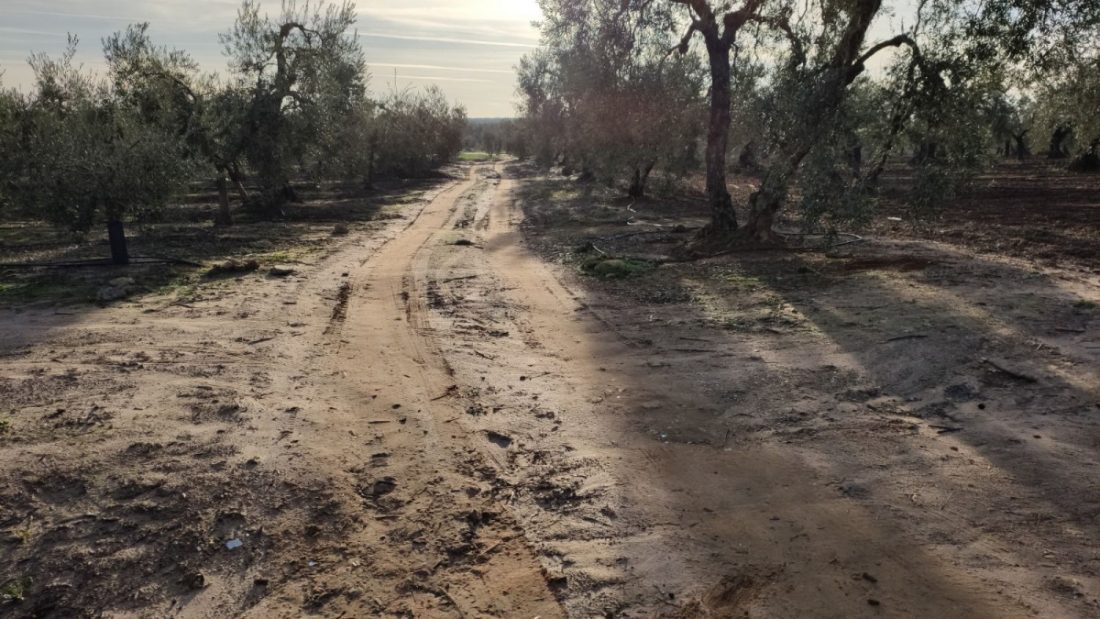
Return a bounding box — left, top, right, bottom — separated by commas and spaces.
221, 0, 367, 212
371, 86, 466, 179
521, 0, 706, 197
0, 82, 24, 217
969, 0, 1100, 169
14, 38, 195, 264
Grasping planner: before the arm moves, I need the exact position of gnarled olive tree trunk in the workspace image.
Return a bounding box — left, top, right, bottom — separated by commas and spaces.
107, 218, 130, 266
702, 39, 737, 232
669, 0, 762, 239
740, 0, 909, 243
628, 161, 656, 198
215, 173, 233, 227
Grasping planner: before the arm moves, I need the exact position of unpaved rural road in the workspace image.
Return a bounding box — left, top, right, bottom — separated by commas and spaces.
3, 163, 1096, 618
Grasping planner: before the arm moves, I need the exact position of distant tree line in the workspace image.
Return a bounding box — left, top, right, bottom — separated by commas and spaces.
0, 0, 466, 264
516, 0, 1100, 246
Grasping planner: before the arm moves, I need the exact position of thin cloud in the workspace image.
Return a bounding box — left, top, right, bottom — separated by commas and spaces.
4, 8, 148, 22
395, 75, 494, 83
358, 32, 536, 49
368, 62, 513, 75
0, 26, 66, 38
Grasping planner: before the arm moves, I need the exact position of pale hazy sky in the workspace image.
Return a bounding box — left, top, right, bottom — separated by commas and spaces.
0, 0, 544, 117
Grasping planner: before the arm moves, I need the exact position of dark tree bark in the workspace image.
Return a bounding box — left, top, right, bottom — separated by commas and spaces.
628, 161, 656, 198
1049, 125, 1072, 159
107, 219, 130, 266
738, 140, 760, 171
1012, 130, 1030, 160
742, 146, 811, 243
215, 172, 233, 227
703, 40, 737, 231
227, 162, 249, 204
850, 144, 863, 177
669, 0, 763, 238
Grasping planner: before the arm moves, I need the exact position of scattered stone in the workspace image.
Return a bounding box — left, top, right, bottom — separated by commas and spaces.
269, 265, 296, 277
225, 538, 244, 550
453, 239, 475, 247
207, 259, 259, 278
486, 431, 513, 448
185, 572, 206, 590
371, 478, 397, 497
332, 223, 350, 236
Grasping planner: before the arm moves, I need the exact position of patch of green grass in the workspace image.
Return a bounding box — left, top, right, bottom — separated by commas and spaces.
0, 419, 9, 435
259, 250, 297, 263
1, 577, 29, 603
145, 270, 200, 298
458, 151, 494, 162
580, 256, 656, 279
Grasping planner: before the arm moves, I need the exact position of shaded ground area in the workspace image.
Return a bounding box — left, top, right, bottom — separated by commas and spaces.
873, 160, 1100, 271
0, 178, 435, 306
497, 166, 1100, 615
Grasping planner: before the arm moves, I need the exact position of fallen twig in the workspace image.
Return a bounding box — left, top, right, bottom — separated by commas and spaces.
982, 358, 1038, 383
442, 275, 478, 283
829, 234, 866, 248
885, 334, 928, 342
430, 385, 459, 401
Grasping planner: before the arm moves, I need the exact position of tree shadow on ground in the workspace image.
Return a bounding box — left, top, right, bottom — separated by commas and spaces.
508, 165, 1100, 615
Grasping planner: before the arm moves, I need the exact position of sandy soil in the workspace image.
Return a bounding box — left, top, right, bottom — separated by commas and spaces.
1, 163, 1098, 617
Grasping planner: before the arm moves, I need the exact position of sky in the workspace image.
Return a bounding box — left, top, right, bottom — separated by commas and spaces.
0, 0, 544, 117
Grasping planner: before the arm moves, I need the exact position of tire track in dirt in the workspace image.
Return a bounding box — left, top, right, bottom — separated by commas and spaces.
252, 165, 564, 618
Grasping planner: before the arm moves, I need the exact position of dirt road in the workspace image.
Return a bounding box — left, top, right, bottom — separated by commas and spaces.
2, 163, 1098, 617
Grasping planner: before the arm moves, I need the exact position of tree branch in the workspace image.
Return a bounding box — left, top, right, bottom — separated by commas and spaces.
749, 11, 805, 69
721, 0, 766, 47
853, 34, 920, 73
667, 20, 702, 56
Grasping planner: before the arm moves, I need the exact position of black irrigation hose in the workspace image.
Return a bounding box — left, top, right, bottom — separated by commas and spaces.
775, 230, 866, 248
0, 256, 204, 270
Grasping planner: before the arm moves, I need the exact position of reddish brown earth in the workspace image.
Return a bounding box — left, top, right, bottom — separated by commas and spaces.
1, 162, 1098, 617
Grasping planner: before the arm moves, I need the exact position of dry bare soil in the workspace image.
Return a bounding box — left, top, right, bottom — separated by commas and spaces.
1, 162, 1098, 618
